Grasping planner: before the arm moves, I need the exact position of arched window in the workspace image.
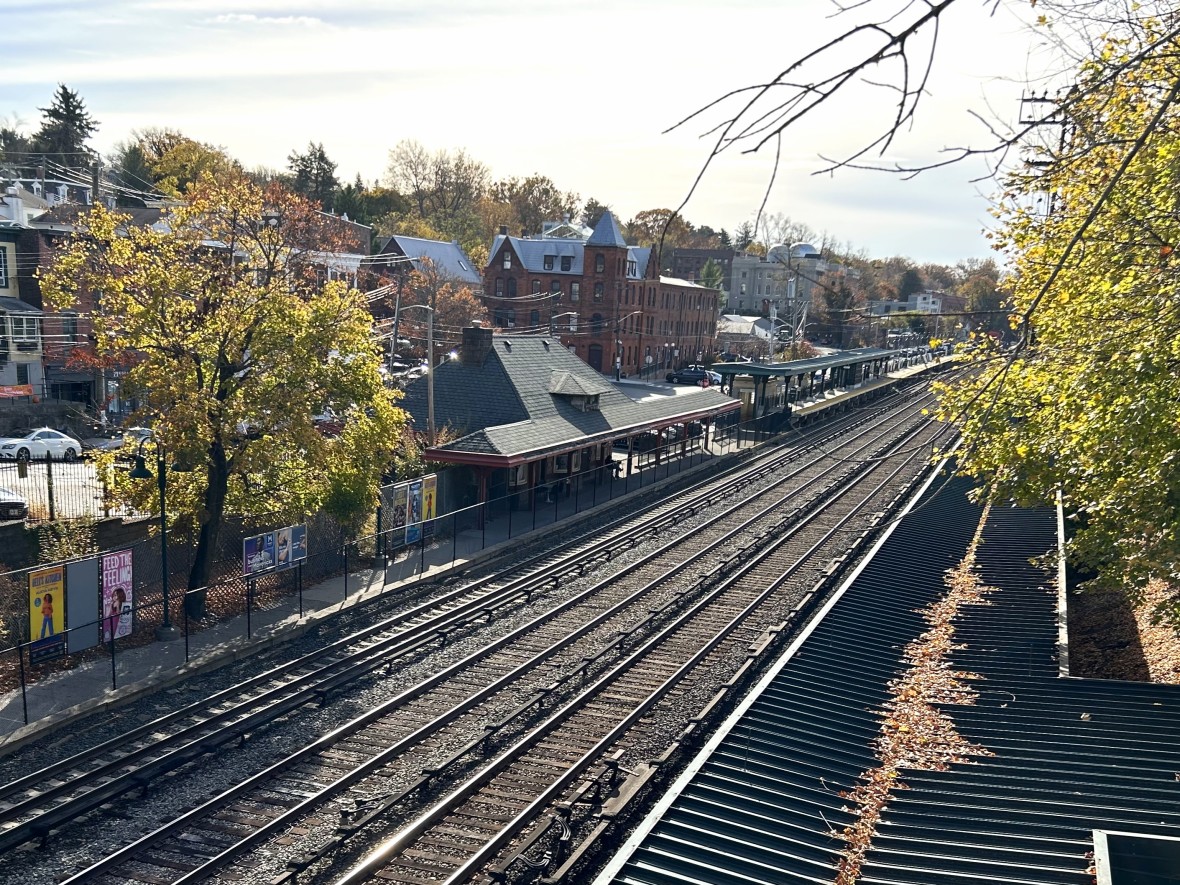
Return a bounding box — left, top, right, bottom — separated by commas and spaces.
495, 278, 504, 296
506, 278, 517, 297
595, 253, 605, 273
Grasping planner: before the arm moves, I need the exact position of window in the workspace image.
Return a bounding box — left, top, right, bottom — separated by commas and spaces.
0, 246, 8, 288
595, 253, 605, 273
570, 282, 580, 301
11, 316, 37, 343
544, 255, 555, 271
502, 251, 512, 269
560, 256, 572, 272
530, 309, 541, 327
531, 279, 541, 294
63, 314, 78, 342
591, 313, 604, 333
550, 280, 562, 295
627, 260, 637, 276
16, 364, 28, 385
506, 278, 517, 297
594, 282, 604, 300
495, 278, 504, 296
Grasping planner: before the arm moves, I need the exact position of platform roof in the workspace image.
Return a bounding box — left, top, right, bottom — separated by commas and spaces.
711, 347, 894, 378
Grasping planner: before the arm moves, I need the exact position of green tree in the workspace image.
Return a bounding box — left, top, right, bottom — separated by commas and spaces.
491, 174, 579, 236
580, 198, 612, 230
897, 267, 924, 300
287, 141, 340, 211
31, 84, 97, 169
700, 258, 727, 309
384, 139, 489, 252
0, 116, 33, 168
42, 173, 405, 611
935, 17, 1180, 619
734, 221, 756, 251
116, 127, 240, 197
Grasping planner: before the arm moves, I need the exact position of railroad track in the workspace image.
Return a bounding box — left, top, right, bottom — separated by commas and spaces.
49, 392, 947, 885
0, 384, 932, 865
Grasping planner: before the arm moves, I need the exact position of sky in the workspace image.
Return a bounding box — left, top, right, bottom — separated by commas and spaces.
3, 0, 1055, 265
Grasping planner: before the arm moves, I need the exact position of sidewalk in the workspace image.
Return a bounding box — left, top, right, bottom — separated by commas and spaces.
0, 436, 746, 750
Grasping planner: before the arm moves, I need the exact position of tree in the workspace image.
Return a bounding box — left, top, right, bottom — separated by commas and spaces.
336, 174, 408, 228
934, 16, 1180, 621
386, 259, 490, 359
42, 173, 405, 612
758, 212, 816, 249
734, 221, 756, 251
625, 209, 694, 259
700, 258, 727, 310
117, 128, 241, 197
0, 116, 33, 167
108, 142, 155, 205
287, 141, 340, 211
384, 139, 489, 252
897, 267, 924, 300
31, 84, 97, 169
491, 174, 579, 236
580, 198, 612, 230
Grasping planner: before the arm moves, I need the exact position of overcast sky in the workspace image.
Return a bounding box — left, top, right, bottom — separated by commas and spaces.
4, 0, 1051, 265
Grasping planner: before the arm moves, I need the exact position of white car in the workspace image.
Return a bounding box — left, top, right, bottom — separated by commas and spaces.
0, 486, 28, 520
0, 428, 83, 461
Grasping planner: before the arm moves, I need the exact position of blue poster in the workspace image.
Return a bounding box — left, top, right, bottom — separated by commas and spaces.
243, 532, 276, 576
275, 524, 308, 571
404, 479, 423, 545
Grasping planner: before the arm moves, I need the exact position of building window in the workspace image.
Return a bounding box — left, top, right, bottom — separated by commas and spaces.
561, 256, 572, 271
550, 280, 562, 294
62, 313, 78, 342
506, 278, 517, 297
532, 279, 541, 294
495, 278, 505, 296
16, 363, 29, 385
11, 316, 37, 344
530, 309, 541, 327
502, 251, 512, 269
0, 246, 8, 288
595, 253, 605, 273
594, 282, 604, 300
627, 259, 637, 276
570, 282, 580, 301
544, 255, 555, 271
591, 313, 604, 333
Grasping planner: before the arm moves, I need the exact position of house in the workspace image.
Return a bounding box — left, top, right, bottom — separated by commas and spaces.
368, 235, 482, 288
483, 211, 720, 378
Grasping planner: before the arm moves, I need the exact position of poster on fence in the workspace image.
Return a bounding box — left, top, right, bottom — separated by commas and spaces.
404, 478, 423, 545
28, 565, 66, 663
422, 474, 437, 539
243, 532, 276, 576
101, 550, 134, 643
390, 483, 408, 547
275, 524, 307, 571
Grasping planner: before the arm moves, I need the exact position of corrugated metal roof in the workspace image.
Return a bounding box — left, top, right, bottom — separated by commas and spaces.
598, 484, 1180, 885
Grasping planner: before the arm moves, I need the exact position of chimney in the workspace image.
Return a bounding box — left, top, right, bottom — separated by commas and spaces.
499, 225, 508, 236
460, 322, 494, 366
520, 228, 527, 238
1, 187, 22, 224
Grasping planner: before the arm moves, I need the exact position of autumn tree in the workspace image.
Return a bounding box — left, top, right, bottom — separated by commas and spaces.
935, 15, 1180, 620
384, 139, 490, 253
490, 174, 579, 236
115, 128, 241, 198
42, 173, 405, 614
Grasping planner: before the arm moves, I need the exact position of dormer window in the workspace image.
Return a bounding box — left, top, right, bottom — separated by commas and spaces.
544, 255, 555, 270
627, 260, 637, 276
561, 256, 572, 271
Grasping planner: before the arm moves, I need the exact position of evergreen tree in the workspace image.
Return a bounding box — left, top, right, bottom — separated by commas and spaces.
287, 141, 340, 211
32, 84, 98, 169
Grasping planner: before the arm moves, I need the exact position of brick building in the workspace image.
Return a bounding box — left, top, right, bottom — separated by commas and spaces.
483, 211, 719, 378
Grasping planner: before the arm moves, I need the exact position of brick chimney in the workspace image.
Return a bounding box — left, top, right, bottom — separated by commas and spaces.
460, 322, 494, 366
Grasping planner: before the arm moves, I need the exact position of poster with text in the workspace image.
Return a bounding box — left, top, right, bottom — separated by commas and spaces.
101, 550, 134, 643
290, 524, 307, 562
404, 478, 423, 545
28, 566, 66, 663
422, 474, 437, 539
276, 526, 292, 570
243, 532, 276, 576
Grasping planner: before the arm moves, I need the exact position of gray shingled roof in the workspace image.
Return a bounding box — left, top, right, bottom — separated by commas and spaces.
586, 210, 628, 247
401, 335, 737, 461
488, 235, 652, 282
378, 235, 481, 285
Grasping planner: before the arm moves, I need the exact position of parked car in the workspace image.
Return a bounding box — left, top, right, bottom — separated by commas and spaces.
0, 428, 83, 461
665, 366, 710, 384
706, 371, 722, 386
0, 486, 28, 521
82, 426, 153, 454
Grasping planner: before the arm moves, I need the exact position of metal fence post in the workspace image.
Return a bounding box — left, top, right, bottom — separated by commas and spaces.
246, 578, 254, 638
452, 512, 458, 565
45, 451, 56, 521
18, 644, 29, 725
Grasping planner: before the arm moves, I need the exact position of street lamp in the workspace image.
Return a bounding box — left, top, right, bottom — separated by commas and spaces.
129, 440, 190, 640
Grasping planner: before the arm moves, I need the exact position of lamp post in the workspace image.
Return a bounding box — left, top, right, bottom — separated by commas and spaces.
130, 442, 180, 641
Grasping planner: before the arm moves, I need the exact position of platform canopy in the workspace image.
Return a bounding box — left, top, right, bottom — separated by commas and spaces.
711, 347, 894, 378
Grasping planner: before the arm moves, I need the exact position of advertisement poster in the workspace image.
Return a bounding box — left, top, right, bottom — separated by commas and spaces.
243, 532, 276, 576
101, 550, 134, 643
275, 524, 308, 571
390, 483, 408, 546
28, 565, 66, 663
404, 479, 423, 545
422, 474, 437, 539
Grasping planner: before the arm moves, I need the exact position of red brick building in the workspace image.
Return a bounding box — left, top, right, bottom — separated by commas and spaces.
482, 211, 719, 378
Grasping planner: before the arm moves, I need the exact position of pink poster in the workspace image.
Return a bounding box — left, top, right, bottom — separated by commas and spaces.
101, 550, 134, 643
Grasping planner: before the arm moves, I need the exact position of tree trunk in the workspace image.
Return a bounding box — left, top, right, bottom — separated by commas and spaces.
185, 443, 229, 618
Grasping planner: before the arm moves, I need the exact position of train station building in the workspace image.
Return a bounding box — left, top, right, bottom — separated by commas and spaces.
398, 324, 740, 514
